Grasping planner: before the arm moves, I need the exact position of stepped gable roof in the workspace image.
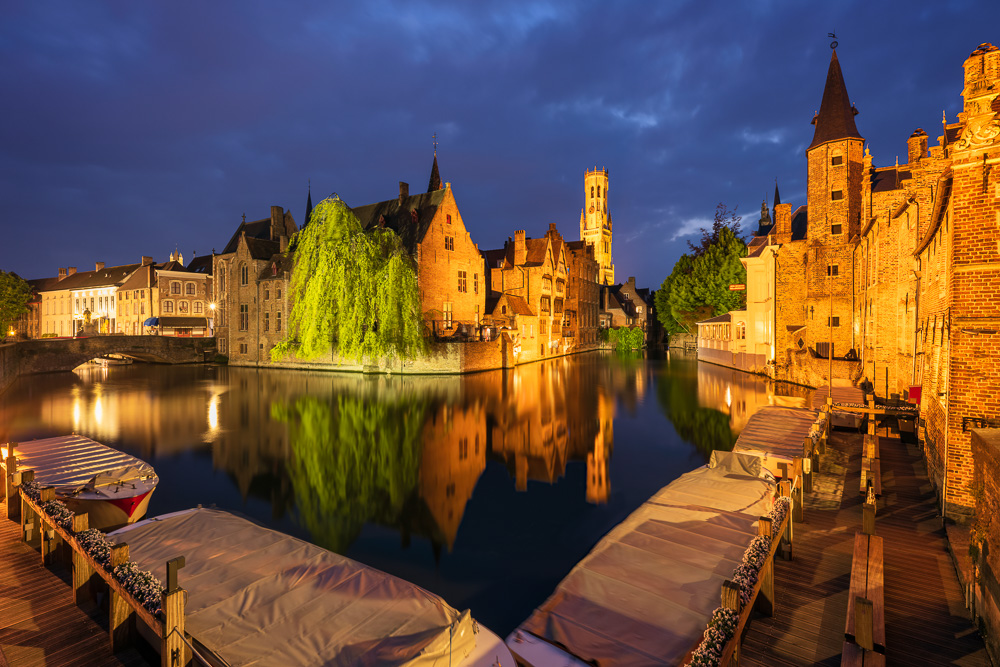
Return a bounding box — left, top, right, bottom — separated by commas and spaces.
872, 166, 912, 193
809, 50, 862, 150
350, 189, 447, 255
697, 312, 732, 325
945, 126, 963, 144
186, 255, 213, 275
791, 205, 808, 240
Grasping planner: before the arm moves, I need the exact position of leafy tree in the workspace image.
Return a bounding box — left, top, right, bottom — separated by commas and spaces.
0, 271, 31, 338
273, 195, 427, 362
687, 203, 745, 257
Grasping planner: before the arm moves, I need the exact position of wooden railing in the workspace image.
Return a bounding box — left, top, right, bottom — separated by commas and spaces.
3, 455, 194, 667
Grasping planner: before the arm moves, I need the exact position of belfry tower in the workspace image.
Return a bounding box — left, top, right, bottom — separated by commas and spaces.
579, 168, 614, 285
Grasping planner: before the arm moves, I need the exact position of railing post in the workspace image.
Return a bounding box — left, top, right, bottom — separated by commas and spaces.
109, 543, 134, 652
20, 470, 35, 544
39, 486, 57, 566
4, 450, 19, 519
863, 497, 877, 536
757, 517, 774, 617
71, 513, 93, 605
162, 556, 189, 667
800, 445, 813, 494
792, 459, 804, 524
779, 479, 793, 560
721, 580, 742, 666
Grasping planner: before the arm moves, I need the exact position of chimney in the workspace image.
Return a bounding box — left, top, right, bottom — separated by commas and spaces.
514, 230, 527, 266
58, 268, 67, 280
907, 128, 928, 165
774, 203, 792, 244
67, 267, 77, 276
95, 262, 105, 271
141, 256, 154, 266
279, 235, 288, 253
270, 206, 283, 241
399, 181, 409, 204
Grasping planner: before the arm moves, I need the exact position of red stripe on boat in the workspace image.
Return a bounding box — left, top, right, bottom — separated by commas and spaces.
107, 490, 152, 519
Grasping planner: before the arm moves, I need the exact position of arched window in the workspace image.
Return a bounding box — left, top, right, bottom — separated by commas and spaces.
240, 263, 248, 285
591, 186, 594, 198
218, 263, 226, 290
186, 283, 195, 295
171, 281, 181, 295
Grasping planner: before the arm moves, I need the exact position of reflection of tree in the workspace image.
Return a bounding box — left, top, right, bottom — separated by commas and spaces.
272, 395, 427, 552
655, 357, 736, 459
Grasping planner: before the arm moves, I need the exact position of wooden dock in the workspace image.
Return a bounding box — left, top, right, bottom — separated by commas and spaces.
740, 427, 989, 665
0, 495, 152, 667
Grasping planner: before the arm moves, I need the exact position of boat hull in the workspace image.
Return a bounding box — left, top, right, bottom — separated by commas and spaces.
62, 488, 155, 531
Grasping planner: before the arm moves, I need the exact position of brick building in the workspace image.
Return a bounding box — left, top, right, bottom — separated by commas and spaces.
564, 239, 600, 345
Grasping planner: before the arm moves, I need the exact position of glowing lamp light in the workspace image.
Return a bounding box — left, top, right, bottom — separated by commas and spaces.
209, 303, 216, 311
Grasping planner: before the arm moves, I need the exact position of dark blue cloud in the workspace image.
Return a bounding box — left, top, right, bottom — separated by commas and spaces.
2, 0, 998, 288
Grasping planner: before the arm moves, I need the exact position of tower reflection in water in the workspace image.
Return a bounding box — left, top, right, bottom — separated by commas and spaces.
0, 352, 810, 558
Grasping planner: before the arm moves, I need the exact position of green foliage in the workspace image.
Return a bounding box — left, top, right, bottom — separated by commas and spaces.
688, 203, 745, 257
273, 196, 427, 363
605, 326, 644, 351
0, 270, 31, 338
272, 394, 426, 552
655, 354, 737, 458
658, 224, 747, 334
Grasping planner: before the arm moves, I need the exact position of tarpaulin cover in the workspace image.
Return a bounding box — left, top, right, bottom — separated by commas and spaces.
518, 452, 775, 666
733, 405, 819, 470
110, 508, 477, 667
11, 435, 158, 498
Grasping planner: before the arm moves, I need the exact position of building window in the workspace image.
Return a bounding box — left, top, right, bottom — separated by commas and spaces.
264, 313, 270, 332
444, 302, 453, 329
831, 155, 843, 166
141, 302, 145, 315
473, 273, 478, 294
164, 300, 174, 313
541, 296, 551, 314
445, 236, 454, 251
831, 223, 843, 235
591, 186, 594, 198
276, 288, 281, 300
240, 343, 248, 354
240, 263, 248, 285
540, 320, 548, 335
264, 289, 269, 300
458, 271, 467, 293
827, 264, 839, 276
828, 316, 840, 327
179, 301, 189, 313
276, 311, 281, 332
239, 304, 248, 331
219, 265, 226, 290
446, 214, 452, 224
194, 302, 203, 314
831, 190, 844, 201
186, 283, 195, 295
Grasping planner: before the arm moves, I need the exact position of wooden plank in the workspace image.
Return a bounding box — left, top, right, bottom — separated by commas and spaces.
845, 533, 869, 642
841, 640, 864, 667
870, 459, 881, 498
868, 535, 885, 653
854, 597, 874, 651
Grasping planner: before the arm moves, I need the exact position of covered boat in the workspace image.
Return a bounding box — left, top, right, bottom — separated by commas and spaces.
8, 434, 157, 530
506, 451, 777, 666
108, 507, 514, 667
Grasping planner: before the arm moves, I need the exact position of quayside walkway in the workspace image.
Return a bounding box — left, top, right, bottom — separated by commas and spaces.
741, 426, 989, 666
0, 495, 151, 667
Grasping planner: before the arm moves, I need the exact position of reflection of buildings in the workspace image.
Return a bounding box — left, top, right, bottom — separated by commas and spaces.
586, 392, 614, 504
695, 359, 812, 436
419, 402, 487, 549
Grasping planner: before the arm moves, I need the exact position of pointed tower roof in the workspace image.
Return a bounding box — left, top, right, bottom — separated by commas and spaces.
304, 180, 313, 228
773, 180, 781, 208
808, 50, 862, 150
427, 154, 442, 192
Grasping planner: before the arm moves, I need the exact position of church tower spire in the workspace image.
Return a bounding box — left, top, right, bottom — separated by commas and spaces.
579, 167, 614, 285
304, 179, 313, 228
809, 50, 862, 150
428, 134, 442, 192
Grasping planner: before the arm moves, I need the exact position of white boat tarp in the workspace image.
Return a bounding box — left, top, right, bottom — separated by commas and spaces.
517, 451, 775, 667
109, 508, 477, 667
11, 435, 157, 496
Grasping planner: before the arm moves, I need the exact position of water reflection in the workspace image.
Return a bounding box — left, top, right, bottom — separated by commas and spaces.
0, 354, 813, 555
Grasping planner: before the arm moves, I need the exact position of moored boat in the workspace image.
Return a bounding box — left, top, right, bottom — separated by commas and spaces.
108, 507, 514, 667
6, 434, 157, 530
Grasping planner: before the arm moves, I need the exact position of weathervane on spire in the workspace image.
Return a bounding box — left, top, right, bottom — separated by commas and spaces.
432, 132, 438, 156
828, 32, 838, 49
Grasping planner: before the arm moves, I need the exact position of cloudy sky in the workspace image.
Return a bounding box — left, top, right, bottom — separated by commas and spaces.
2, 1, 998, 287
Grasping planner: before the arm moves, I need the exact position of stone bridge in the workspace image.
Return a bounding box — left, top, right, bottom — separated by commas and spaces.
13, 336, 217, 374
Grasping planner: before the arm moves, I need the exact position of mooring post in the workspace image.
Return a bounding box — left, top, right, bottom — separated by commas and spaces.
20, 469, 34, 543
799, 445, 813, 494
779, 479, 793, 560
162, 556, 189, 667
757, 517, 774, 616
39, 486, 56, 566
721, 580, 742, 665
109, 543, 134, 652
71, 513, 93, 605
4, 448, 19, 519
793, 459, 804, 524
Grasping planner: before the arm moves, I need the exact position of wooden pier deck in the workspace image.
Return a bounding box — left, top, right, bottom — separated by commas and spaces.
0, 496, 152, 667
741, 427, 989, 666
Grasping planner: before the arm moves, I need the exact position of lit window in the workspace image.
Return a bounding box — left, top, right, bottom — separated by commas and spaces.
444, 302, 453, 329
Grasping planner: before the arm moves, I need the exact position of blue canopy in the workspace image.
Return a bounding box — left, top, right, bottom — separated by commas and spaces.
143, 317, 159, 326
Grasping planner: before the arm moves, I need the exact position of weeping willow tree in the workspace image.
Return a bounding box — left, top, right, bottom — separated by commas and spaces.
272, 394, 427, 552
272, 195, 427, 362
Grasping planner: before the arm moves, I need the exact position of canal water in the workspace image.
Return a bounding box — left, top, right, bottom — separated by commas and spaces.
0, 350, 810, 635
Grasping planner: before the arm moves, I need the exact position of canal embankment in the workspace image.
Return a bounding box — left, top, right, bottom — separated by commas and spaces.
0, 342, 18, 396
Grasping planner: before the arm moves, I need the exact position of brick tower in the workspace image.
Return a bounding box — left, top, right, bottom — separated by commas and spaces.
804, 49, 864, 362
579, 168, 614, 285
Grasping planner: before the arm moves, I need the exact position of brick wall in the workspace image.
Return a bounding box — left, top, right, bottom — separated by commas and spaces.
971, 428, 1000, 664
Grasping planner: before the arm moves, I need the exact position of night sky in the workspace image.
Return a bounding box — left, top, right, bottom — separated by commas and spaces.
3, 1, 998, 289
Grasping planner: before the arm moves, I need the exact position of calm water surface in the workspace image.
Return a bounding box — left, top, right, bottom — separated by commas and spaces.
0, 350, 809, 635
